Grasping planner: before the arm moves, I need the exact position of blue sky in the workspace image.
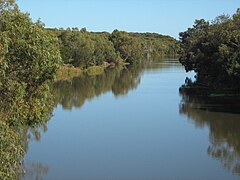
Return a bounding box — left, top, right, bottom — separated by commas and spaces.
18, 0, 239, 38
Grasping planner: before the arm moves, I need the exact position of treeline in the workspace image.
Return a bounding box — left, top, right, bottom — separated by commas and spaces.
179, 9, 240, 90
48, 28, 179, 68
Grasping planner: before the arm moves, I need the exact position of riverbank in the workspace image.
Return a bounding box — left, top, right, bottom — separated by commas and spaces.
55, 61, 129, 81
179, 82, 240, 96
179, 83, 240, 113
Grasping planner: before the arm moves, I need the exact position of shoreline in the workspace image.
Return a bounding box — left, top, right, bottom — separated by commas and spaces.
55, 61, 128, 81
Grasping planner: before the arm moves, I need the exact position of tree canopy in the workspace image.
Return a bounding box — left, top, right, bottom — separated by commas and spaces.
0, 7, 62, 126
179, 9, 240, 89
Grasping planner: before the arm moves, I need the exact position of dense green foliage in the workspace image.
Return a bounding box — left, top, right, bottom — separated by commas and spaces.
0, 122, 24, 179
49, 28, 179, 68
179, 9, 240, 89
130, 32, 179, 59
0, 8, 62, 126
110, 30, 144, 63
55, 28, 119, 68
0, 1, 62, 179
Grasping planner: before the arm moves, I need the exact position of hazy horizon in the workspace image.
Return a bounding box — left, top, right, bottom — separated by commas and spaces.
18, 0, 239, 38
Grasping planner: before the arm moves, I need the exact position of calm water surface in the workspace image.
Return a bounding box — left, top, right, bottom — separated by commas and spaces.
23, 59, 240, 180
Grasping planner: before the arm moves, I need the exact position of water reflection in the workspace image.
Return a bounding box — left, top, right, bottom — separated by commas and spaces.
19, 59, 240, 179
23, 161, 49, 180
19, 125, 51, 179
52, 66, 140, 110
20, 60, 175, 178
179, 90, 240, 175
52, 60, 175, 110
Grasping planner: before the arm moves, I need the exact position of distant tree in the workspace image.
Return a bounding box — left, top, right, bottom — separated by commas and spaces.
110, 30, 144, 63
93, 33, 118, 65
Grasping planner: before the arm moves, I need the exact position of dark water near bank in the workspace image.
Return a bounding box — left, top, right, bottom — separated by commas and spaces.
23, 59, 240, 180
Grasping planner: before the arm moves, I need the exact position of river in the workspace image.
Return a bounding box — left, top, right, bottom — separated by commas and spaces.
22, 59, 240, 180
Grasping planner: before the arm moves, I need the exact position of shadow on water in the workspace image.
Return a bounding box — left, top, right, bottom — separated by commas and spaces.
179, 89, 240, 175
